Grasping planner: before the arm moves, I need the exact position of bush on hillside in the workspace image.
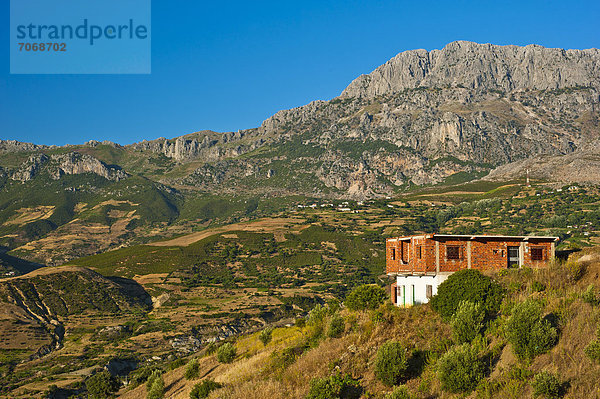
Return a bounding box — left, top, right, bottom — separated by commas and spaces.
217, 343, 236, 364
295, 317, 306, 328
308, 304, 328, 325
128, 367, 158, 388
259, 327, 274, 346
505, 300, 558, 360
146, 369, 162, 390
450, 300, 485, 344
374, 341, 409, 386
184, 358, 200, 380
430, 270, 504, 320
344, 284, 387, 311
582, 285, 599, 306
327, 314, 345, 338
189, 379, 222, 399
384, 385, 412, 399
531, 371, 562, 398
565, 260, 585, 281
86, 370, 119, 399
204, 342, 217, 355
146, 369, 164, 399
437, 343, 484, 393
306, 373, 362, 399
584, 339, 600, 363
531, 281, 546, 292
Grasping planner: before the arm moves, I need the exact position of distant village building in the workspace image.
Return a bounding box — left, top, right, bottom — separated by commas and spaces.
386, 234, 558, 307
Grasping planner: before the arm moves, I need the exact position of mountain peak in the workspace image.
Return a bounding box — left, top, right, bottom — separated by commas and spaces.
341, 41, 600, 98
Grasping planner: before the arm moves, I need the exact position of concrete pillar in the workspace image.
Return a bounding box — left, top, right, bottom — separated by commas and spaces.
467, 241, 472, 269
435, 241, 440, 274
520, 242, 525, 268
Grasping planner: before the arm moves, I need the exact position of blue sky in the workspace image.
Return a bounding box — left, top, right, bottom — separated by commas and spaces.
1, 0, 599, 146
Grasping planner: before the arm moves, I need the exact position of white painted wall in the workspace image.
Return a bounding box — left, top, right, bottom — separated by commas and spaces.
395, 274, 451, 306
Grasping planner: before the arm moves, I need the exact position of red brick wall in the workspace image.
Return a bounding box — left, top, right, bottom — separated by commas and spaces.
386, 236, 555, 274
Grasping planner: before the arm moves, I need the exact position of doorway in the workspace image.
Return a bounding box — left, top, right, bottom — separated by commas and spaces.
508, 246, 520, 268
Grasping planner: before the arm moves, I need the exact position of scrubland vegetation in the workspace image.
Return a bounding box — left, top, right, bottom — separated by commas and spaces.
85, 248, 599, 399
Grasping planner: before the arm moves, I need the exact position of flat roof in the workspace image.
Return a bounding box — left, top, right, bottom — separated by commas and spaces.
387, 234, 559, 242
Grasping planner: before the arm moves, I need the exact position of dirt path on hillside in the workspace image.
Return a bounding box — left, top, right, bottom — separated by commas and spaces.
147, 217, 304, 247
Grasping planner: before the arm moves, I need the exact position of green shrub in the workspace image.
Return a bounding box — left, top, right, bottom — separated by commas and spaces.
295, 317, 306, 328
146, 369, 162, 390
306, 373, 362, 399
505, 300, 558, 360
128, 367, 157, 388
217, 343, 236, 364
531, 371, 561, 398
384, 385, 412, 399
531, 281, 546, 292
184, 358, 200, 380
327, 314, 345, 338
374, 341, 409, 386
430, 270, 504, 320
189, 379, 222, 399
259, 327, 274, 346
450, 300, 485, 344
204, 342, 217, 355
146, 370, 164, 399
565, 260, 584, 281
584, 339, 600, 363
344, 284, 387, 311
308, 304, 328, 325
582, 285, 599, 305
437, 343, 484, 393
86, 370, 119, 399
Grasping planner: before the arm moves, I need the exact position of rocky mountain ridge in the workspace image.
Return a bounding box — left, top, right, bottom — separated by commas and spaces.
341, 41, 600, 98
9, 152, 128, 182
1, 41, 599, 199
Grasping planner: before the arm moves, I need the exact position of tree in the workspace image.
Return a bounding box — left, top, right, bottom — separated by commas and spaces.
532, 371, 562, 398
437, 343, 484, 393
374, 341, 409, 386
306, 373, 362, 399
450, 301, 485, 343
430, 270, 504, 320
146, 370, 164, 399
259, 327, 273, 346
86, 370, 119, 399
505, 300, 558, 360
189, 379, 222, 399
327, 314, 345, 338
184, 358, 200, 380
345, 284, 386, 311
217, 343, 237, 363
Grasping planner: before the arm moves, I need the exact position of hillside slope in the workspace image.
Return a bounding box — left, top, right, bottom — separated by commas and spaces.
119, 249, 600, 399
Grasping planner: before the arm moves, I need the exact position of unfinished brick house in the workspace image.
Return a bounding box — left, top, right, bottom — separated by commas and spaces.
387, 234, 558, 306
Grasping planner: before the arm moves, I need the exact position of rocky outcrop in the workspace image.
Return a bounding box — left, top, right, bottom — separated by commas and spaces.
0, 140, 52, 153
11, 154, 49, 182
50, 153, 128, 181
341, 41, 600, 98
129, 130, 265, 162
483, 139, 600, 184
169, 318, 262, 354
10, 152, 128, 182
